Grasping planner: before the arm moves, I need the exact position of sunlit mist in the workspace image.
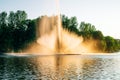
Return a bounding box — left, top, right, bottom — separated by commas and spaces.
22, 0, 102, 54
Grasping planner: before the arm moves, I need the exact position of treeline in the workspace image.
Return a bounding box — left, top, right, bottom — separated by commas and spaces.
0, 10, 120, 53
62, 15, 120, 52
0, 10, 36, 52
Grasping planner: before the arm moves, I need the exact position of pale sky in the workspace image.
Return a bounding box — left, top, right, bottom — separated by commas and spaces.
0, 0, 120, 39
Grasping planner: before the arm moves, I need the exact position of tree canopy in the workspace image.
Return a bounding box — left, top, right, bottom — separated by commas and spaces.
0, 10, 120, 53
0, 10, 36, 52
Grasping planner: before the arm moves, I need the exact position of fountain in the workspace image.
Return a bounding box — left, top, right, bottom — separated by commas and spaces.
1, 0, 120, 80
22, 0, 100, 55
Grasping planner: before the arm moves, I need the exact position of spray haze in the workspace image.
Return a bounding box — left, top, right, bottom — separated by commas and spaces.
23, 15, 99, 54
23, 0, 100, 54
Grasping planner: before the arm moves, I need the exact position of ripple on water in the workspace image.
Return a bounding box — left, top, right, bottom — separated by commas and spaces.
0, 53, 120, 80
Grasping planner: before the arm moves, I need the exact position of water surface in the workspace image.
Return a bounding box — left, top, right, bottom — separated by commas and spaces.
0, 53, 120, 80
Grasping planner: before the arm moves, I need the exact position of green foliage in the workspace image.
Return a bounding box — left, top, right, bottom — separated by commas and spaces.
62, 15, 79, 34
12, 19, 36, 52
79, 22, 96, 32
15, 10, 27, 22
79, 22, 97, 40
8, 11, 27, 30
92, 31, 104, 40
78, 21, 120, 52
0, 12, 7, 25
0, 12, 120, 53
0, 11, 13, 52
0, 11, 36, 52
104, 36, 119, 52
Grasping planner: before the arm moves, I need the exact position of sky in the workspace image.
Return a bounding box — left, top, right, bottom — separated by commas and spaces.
0, 0, 120, 39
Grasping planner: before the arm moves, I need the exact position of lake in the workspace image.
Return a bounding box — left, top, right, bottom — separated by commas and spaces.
0, 53, 120, 80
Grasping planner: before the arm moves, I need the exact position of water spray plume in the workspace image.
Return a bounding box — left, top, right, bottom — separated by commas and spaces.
23, 0, 101, 54
55, 0, 62, 53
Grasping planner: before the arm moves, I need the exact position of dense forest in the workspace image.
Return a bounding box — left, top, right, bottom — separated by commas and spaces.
0, 10, 120, 53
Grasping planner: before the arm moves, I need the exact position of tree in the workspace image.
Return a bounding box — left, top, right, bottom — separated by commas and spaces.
61, 15, 69, 29
79, 22, 96, 32
79, 22, 97, 40
8, 11, 16, 29
92, 31, 104, 40
61, 15, 79, 34
15, 10, 27, 23
11, 11, 28, 51
0, 10, 29, 52
0, 12, 7, 26
0, 11, 14, 52
0, 12, 8, 32
8, 10, 27, 30
104, 36, 115, 52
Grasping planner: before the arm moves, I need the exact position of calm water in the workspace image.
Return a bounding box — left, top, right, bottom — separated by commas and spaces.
0, 53, 120, 80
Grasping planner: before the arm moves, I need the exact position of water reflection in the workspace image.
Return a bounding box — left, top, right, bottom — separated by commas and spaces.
0, 54, 120, 80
